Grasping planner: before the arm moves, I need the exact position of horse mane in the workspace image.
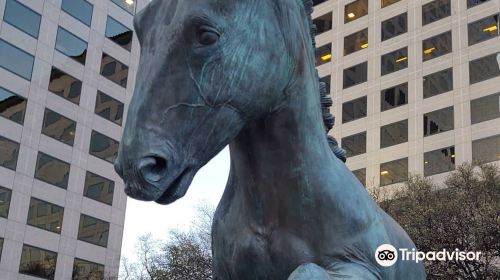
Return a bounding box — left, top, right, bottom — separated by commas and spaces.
301, 0, 347, 162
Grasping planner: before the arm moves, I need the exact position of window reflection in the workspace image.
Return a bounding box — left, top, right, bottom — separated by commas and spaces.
470, 92, 500, 124
469, 52, 500, 84
381, 13, 407, 41
344, 28, 368, 55
380, 158, 408, 186
0, 87, 27, 124
0, 39, 35, 80
468, 14, 499, 46
382, 0, 402, 8
423, 106, 454, 137
105, 16, 133, 51
381, 47, 408, 76
78, 214, 110, 247
61, 0, 93, 26
343, 62, 368, 89
345, 0, 368, 23
19, 245, 57, 279
422, 0, 451, 26
381, 83, 408, 111
48, 67, 82, 104
352, 168, 366, 187
100, 53, 129, 87
467, 0, 491, 9
95, 91, 124, 126
41, 109, 76, 146
55, 27, 88, 64
315, 44, 332, 66
313, 12, 333, 35
342, 132, 367, 158
342, 96, 367, 123
89, 131, 119, 163
423, 68, 453, 98
0, 135, 19, 170
424, 146, 455, 176
84, 172, 115, 205
34, 152, 70, 189
0, 187, 12, 218
472, 134, 500, 164
72, 258, 105, 280
423, 31, 452, 61
27, 198, 64, 234
4, 0, 41, 38
380, 119, 408, 148
111, 0, 136, 14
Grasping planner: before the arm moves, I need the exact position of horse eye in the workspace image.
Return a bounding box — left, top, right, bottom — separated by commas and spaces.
198, 28, 219, 46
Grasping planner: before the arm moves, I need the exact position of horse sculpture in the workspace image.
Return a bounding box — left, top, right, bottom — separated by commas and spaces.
114, 0, 426, 278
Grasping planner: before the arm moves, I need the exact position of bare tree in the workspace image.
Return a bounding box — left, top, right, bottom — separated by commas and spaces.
376, 163, 500, 279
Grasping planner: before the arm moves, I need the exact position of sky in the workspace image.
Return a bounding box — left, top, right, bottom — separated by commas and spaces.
120, 147, 230, 259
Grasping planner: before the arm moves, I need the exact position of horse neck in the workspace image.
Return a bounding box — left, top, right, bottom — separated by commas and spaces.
227, 75, 342, 224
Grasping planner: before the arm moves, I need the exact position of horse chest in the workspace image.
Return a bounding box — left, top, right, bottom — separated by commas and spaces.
214, 226, 314, 279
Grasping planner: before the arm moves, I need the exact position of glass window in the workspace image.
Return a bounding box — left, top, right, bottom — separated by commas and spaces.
315, 44, 332, 66
0, 87, 27, 124
0, 135, 19, 170
381, 47, 408, 76
48, 67, 82, 105
34, 152, 70, 189
0, 39, 34, 80
313, 0, 328, 6
61, 0, 93, 26
100, 53, 128, 87
345, 0, 368, 23
72, 258, 105, 280
111, 0, 136, 14
0, 238, 3, 261
470, 92, 500, 124
423, 68, 453, 98
424, 146, 455, 176
469, 52, 500, 84
342, 132, 367, 158
381, 13, 407, 41
468, 14, 500, 46
422, 0, 451, 26
380, 157, 408, 186
380, 119, 408, 148
344, 28, 368, 55
352, 168, 366, 186
472, 134, 500, 164
55, 27, 87, 65
78, 214, 109, 247
381, 83, 408, 111
343, 62, 368, 89
90, 131, 119, 163
319, 75, 331, 94
342, 96, 367, 123
467, 0, 491, 9
105, 16, 133, 51
422, 31, 452, 61
423, 106, 454, 137
3, 0, 41, 38
27, 198, 64, 234
19, 245, 57, 279
95, 91, 124, 126
382, 0, 401, 8
0, 187, 12, 218
41, 109, 76, 146
84, 172, 114, 205
313, 12, 333, 36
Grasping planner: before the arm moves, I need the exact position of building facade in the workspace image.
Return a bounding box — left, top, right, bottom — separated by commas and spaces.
0, 0, 147, 278
313, 0, 500, 189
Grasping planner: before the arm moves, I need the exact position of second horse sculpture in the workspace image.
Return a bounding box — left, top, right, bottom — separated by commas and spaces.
114, 0, 427, 279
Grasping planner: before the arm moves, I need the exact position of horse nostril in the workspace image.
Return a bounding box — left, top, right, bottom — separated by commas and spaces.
138, 156, 168, 183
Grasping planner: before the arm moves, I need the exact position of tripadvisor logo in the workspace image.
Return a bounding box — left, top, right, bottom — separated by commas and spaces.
375, 244, 482, 267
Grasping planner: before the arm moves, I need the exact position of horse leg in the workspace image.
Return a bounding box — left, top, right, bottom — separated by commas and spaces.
288, 263, 381, 280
